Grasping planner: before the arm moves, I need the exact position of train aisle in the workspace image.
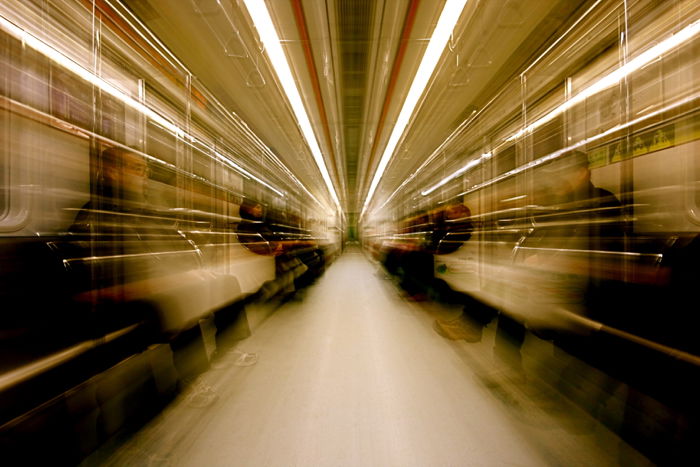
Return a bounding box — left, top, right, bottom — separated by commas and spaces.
85, 245, 646, 466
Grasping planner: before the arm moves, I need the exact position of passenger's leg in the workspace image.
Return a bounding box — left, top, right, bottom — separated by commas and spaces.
493, 313, 526, 378
433, 294, 497, 342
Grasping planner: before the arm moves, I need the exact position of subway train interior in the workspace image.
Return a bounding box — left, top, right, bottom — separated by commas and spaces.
1, 0, 699, 465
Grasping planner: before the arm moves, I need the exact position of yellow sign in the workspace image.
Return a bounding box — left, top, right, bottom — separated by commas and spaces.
610, 141, 625, 162
649, 126, 674, 152
632, 136, 648, 157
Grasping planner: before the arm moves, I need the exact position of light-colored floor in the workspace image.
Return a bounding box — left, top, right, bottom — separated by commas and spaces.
87, 246, 649, 466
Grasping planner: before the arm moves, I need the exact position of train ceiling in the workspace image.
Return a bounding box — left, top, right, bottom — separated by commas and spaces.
123, 0, 587, 215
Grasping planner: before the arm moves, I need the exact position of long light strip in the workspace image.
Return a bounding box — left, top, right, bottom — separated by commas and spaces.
421, 18, 700, 198
360, 0, 469, 218
241, 0, 340, 210
0, 13, 287, 198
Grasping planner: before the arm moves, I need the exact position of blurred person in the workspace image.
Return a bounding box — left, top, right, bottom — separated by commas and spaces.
394, 206, 474, 302
515, 150, 623, 347
397, 211, 433, 301
428, 202, 476, 300
498, 150, 624, 391
528, 149, 622, 253
379, 210, 431, 301
65, 145, 170, 343
432, 203, 497, 342
434, 151, 624, 370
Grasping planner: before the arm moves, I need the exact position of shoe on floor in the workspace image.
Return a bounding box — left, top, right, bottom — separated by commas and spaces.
433, 318, 482, 342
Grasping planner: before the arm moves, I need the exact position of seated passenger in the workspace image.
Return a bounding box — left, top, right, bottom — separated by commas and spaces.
431, 203, 497, 341
391, 204, 476, 303
515, 150, 623, 337
501, 150, 624, 386
428, 203, 476, 304
393, 210, 433, 301
434, 150, 624, 354
66, 145, 173, 339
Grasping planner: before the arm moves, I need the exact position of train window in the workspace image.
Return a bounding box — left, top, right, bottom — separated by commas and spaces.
2, 36, 50, 114
50, 66, 91, 129
147, 120, 177, 166
588, 79, 622, 141
495, 145, 515, 176
192, 146, 218, 214
101, 94, 125, 142
631, 56, 663, 119
532, 114, 563, 159
0, 37, 10, 219
1, 35, 48, 226
221, 165, 244, 199
146, 160, 177, 210
670, 32, 700, 103
193, 146, 212, 180
558, 38, 619, 140
694, 142, 700, 216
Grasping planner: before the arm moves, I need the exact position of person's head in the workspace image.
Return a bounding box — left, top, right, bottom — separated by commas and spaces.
444, 203, 471, 221
239, 199, 264, 221
540, 150, 590, 196
99, 146, 148, 203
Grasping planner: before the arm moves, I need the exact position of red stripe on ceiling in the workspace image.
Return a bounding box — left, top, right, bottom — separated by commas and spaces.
290, 0, 341, 203
362, 0, 420, 205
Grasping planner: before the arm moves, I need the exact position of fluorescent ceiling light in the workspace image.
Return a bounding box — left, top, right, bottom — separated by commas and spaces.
361, 0, 469, 217
242, 0, 340, 210
0, 14, 285, 197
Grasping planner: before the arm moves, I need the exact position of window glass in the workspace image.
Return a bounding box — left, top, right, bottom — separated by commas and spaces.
532, 115, 563, 160
495, 145, 515, 177
50, 66, 92, 129
147, 120, 177, 166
